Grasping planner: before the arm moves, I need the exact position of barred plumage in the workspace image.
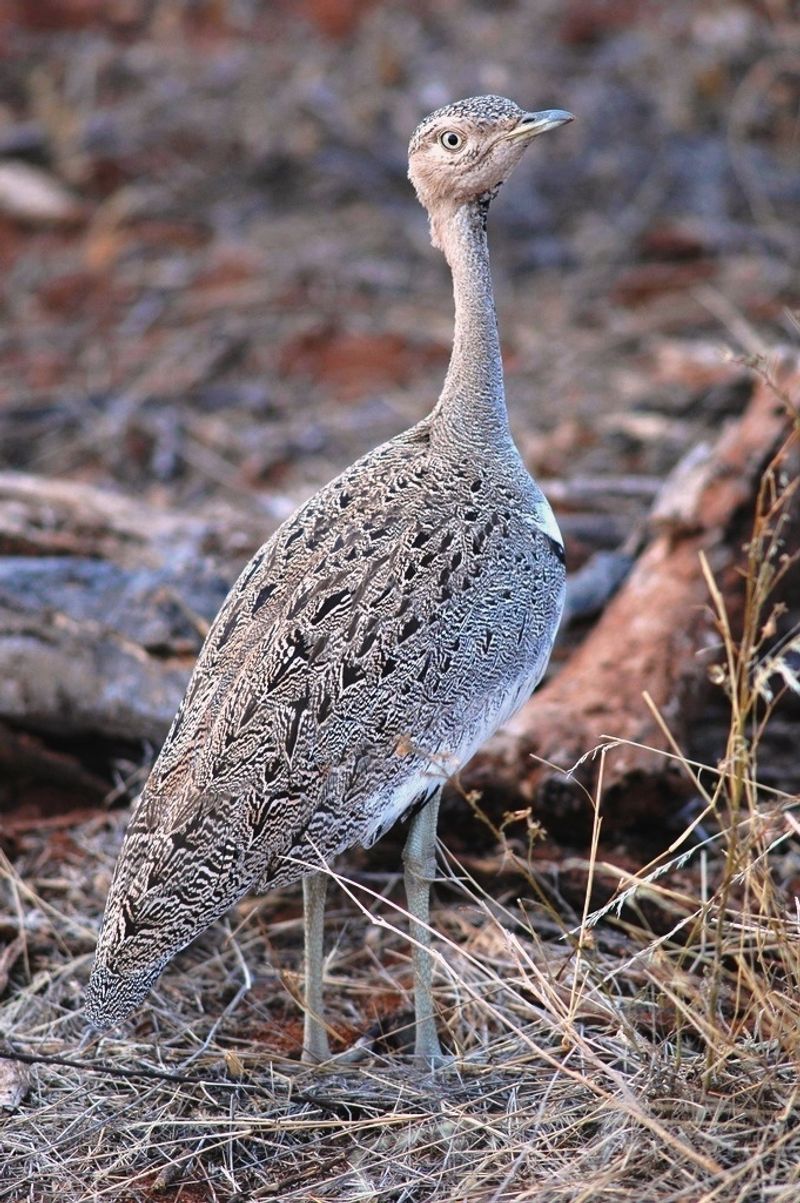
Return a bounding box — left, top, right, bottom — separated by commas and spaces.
86, 95, 573, 1065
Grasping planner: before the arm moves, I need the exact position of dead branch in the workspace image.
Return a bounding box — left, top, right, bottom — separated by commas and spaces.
0, 473, 269, 747
464, 356, 799, 826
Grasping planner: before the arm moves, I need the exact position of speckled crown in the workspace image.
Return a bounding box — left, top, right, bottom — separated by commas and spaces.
409, 95, 524, 155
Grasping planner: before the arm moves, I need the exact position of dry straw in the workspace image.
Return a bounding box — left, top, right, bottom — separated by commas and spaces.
1, 358, 799, 1201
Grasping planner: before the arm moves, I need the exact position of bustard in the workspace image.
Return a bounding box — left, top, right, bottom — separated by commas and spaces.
86, 95, 572, 1066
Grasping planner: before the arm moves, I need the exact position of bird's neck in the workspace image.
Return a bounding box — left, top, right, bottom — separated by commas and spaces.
433, 199, 511, 449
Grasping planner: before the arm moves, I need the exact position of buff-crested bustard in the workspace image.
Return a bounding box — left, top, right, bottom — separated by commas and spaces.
85, 96, 572, 1067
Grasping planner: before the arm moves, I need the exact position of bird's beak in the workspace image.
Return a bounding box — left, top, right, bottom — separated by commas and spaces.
504, 109, 574, 142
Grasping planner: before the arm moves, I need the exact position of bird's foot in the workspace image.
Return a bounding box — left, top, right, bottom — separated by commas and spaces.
413, 1021, 450, 1070
415, 1048, 452, 1071
301, 1017, 332, 1065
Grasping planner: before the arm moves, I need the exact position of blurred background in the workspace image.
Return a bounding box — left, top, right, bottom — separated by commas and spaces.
0, 0, 798, 815
1, 0, 797, 512
2, 10, 799, 1188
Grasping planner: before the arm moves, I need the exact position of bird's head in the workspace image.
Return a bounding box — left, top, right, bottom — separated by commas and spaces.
407, 95, 573, 250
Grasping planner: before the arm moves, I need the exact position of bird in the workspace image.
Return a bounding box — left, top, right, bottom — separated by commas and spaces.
85, 95, 572, 1067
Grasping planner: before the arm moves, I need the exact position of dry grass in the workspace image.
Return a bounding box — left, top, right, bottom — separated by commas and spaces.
1, 367, 799, 1201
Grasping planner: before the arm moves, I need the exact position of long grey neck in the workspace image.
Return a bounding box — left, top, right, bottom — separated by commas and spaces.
432, 198, 512, 451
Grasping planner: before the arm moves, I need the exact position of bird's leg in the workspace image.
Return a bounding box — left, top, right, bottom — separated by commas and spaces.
402, 792, 444, 1067
302, 871, 330, 1062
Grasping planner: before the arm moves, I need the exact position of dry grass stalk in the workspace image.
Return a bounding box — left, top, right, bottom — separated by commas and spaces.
468, 355, 799, 815
1, 362, 799, 1201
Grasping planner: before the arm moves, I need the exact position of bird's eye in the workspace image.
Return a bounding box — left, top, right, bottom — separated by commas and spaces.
440, 130, 463, 151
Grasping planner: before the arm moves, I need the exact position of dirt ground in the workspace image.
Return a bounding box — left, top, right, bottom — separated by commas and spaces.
1, 0, 798, 792
1, 2, 799, 1201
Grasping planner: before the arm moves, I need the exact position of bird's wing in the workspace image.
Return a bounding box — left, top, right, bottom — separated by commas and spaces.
135, 429, 560, 861
92, 431, 563, 1000
145, 437, 463, 807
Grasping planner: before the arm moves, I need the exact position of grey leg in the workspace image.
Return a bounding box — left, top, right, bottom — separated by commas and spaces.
302, 871, 330, 1062
402, 792, 444, 1066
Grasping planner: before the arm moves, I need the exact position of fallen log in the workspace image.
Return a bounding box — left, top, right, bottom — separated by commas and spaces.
0, 470, 267, 569
0, 473, 271, 746
463, 356, 799, 832
0, 357, 795, 817
0, 463, 633, 763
